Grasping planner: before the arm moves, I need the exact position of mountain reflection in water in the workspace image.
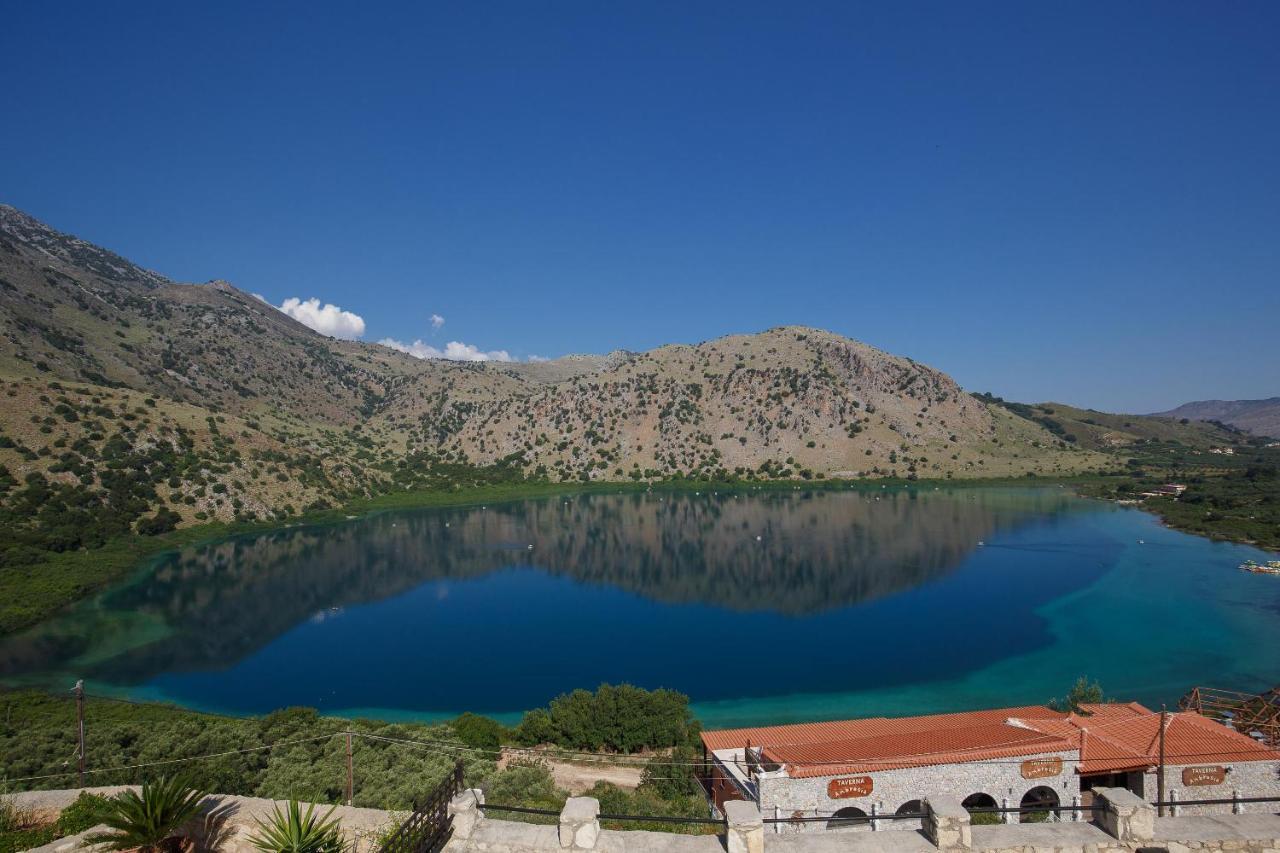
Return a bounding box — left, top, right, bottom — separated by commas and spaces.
0, 487, 1099, 710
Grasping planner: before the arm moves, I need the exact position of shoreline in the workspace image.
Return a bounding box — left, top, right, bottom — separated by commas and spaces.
0, 473, 1104, 636
5, 485, 1279, 730
4, 469, 1270, 639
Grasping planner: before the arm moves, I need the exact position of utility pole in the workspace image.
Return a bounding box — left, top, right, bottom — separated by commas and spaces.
1157, 705, 1168, 817
73, 680, 85, 788
345, 732, 353, 806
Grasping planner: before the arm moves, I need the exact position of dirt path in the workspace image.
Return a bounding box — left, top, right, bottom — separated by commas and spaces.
498, 749, 644, 794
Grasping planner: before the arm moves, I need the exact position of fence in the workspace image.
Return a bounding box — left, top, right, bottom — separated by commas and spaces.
442, 787, 1280, 852
376, 761, 466, 853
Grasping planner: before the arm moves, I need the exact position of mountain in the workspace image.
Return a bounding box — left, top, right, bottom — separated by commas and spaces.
1151, 398, 1280, 439
0, 202, 1121, 549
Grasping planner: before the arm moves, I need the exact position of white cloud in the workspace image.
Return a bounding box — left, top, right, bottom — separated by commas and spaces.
251, 293, 267, 303
430, 313, 445, 330
278, 297, 366, 340
527, 355, 550, 363
379, 338, 514, 362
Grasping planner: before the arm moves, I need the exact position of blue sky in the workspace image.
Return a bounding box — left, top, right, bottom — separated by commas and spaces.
2, 2, 1277, 412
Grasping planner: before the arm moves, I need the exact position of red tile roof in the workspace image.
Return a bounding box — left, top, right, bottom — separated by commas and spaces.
1019, 708, 1280, 774
762, 721, 1072, 778
701, 702, 1280, 779
699, 705, 1064, 752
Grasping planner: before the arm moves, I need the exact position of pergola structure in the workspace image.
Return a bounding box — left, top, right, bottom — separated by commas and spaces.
1180, 685, 1280, 749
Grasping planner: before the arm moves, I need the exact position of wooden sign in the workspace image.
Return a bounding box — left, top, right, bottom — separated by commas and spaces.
828, 776, 874, 798
1020, 757, 1063, 779
1182, 766, 1227, 787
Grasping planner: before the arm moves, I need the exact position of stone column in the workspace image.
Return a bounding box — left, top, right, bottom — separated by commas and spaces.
448, 788, 484, 842
1093, 787, 1155, 844
558, 796, 600, 850
724, 800, 764, 853
923, 798, 971, 852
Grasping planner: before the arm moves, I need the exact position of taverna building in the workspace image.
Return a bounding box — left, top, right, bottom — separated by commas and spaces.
698, 702, 1280, 831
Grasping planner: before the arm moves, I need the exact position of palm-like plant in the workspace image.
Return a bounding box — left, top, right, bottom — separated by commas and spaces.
247, 799, 347, 853
88, 776, 208, 852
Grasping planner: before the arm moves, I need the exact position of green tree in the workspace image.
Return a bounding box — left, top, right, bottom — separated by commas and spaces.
1048, 677, 1105, 714
451, 713, 505, 752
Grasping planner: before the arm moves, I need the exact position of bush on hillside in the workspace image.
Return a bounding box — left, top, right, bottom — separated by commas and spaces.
451, 713, 506, 752
513, 684, 696, 753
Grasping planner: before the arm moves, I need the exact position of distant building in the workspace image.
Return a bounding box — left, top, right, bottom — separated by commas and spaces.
699, 703, 1280, 832
1209, 447, 1235, 455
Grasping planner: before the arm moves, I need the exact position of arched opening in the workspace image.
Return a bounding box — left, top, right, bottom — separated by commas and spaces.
962, 793, 999, 825
1019, 786, 1061, 823
895, 800, 925, 830
826, 806, 870, 831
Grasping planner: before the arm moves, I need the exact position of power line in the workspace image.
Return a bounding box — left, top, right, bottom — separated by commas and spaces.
1, 733, 338, 784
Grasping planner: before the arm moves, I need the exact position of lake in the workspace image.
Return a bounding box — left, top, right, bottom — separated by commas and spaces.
2, 485, 1278, 728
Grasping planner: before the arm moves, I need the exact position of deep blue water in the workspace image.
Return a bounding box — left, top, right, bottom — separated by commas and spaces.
2, 486, 1277, 727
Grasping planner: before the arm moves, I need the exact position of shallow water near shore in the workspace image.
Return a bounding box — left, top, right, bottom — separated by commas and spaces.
3, 485, 1278, 727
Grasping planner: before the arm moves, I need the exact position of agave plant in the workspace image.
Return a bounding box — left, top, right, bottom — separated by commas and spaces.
247, 799, 347, 853
88, 775, 208, 852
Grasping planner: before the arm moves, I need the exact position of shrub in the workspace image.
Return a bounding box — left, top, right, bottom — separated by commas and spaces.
247, 799, 347, 853
88, 776, 208, 852
56, 792, 111, 835
513, 708, 556, 746
530, 684, 696, 753
479, 759, 562, 824
451, 713, 505, 752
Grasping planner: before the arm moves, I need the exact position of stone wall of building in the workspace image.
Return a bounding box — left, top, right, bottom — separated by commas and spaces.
1142, 762, 1280, 816
750, 750, 1280, 830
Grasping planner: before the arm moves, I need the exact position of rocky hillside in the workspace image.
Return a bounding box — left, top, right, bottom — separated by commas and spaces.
1152, 398, 1280, 439
0, 202, 1110, 542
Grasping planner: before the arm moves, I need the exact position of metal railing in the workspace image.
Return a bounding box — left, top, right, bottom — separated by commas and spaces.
1154, 795, 1280, 809
473, 793, 1280, 836
377, 761, 466, 853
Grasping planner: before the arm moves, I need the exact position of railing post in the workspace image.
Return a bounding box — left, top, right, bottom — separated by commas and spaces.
1233, 789, 1242, 815
1071, 794, 1081, 822
448, 789, 484, 842
923, 798, 971, 853
559, 796, 600, 850
1093, 787, 1155, 844
1000, 796, 1012, 824
1170, 789, 1179, 817
871, 801, 880, 831
724, 800, 764, 853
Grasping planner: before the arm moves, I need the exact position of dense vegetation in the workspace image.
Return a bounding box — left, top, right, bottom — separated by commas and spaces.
0, 684, 710, 834
511, 684, 697, 753
1078, 441, 1280, 550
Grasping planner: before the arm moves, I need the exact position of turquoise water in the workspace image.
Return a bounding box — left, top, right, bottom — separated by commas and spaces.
1, 486, 1277, 727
